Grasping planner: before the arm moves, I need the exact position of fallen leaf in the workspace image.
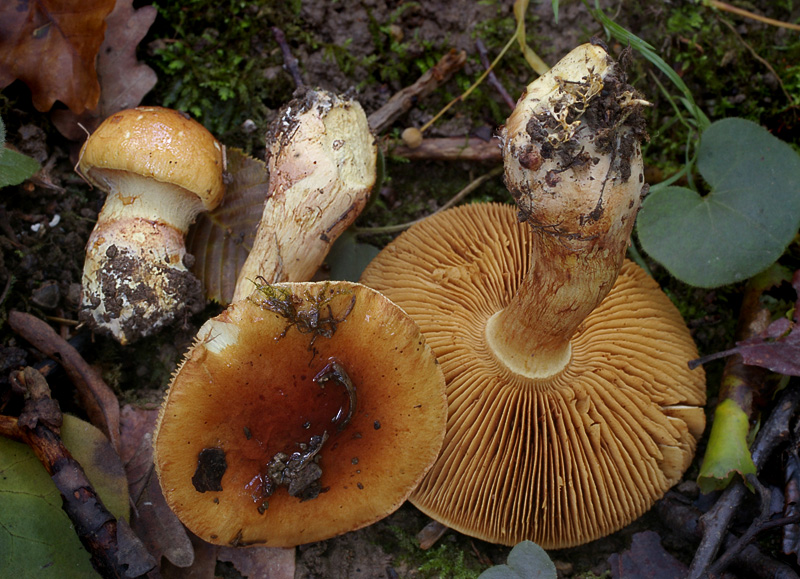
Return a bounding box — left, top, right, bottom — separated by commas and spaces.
187, 148, 269, 305
692, 269, 800, 376
0, 414, 128, 577
217, 545, 296, 579
696, 398, 756, 494
161, 530, 218, 579
607, 531, 687, 579
0, 0, 116, 114
52, 0, 158, 140
120, 404, 195, 568
326, 230, 380, 282
61, 413, 129, 521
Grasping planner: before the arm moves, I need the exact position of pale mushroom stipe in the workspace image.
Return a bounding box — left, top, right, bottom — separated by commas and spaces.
78, 106, 226, 344
231, 89, 377, 302
153, 280, 446, 547
360, 43, 706, 548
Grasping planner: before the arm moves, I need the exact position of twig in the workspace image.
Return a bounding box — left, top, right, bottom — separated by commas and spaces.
476, 39, 516, 110
706, 0, 800, 32
272, 26, 304, 89
688, 386, 800, 578
389, 136, 502, 162
716, 15, 795, 107
367, 49, 467, 134
6, 367, 155, 578
8, 311, 121, 453
354, 165, 503, 235
658, 492, 800, 578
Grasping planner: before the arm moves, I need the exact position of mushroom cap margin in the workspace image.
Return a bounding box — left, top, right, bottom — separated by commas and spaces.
79, 106, 225, 211
153, 281, 447, 547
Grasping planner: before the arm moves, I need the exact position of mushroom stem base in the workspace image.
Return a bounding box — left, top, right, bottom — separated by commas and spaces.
484, 310, 571, 379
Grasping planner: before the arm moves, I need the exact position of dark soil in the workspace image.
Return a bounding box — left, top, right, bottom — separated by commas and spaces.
3, 0, 800, 577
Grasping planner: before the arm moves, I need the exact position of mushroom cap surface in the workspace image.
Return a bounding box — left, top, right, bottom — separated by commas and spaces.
359, 203, 706, 548
153, 281, 446, 547
79, 106, 225, 211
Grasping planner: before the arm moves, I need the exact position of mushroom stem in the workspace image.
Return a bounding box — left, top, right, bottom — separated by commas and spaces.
488, 42, 648, 378
78, 107, 225, 344
232, 90, 376, 302
90, 171, 207, 232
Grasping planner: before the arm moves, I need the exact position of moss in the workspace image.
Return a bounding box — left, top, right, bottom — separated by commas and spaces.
382, 525, 488, 579
145, 0, 304, 149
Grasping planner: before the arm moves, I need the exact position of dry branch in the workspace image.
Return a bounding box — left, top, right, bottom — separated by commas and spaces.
5, 367, 154, 578
367, 49, 467, 134
388, 136, 502, 162
8, 311, 121, 453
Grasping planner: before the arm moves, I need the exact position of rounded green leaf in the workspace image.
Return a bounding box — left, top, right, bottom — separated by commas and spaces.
637, 118, 800, 288
478, 541, 556, 579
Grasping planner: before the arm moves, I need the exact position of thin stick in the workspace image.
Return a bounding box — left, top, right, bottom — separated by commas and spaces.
354, 166, 503, 235
707, 0, 800, 32
8, 311, 121, 453
476, 39, 516, 110
6, 367, 155, 578
688, 387, 800, 578
717, 16, 795, 106
389, 136, 502, 162
272, 27, 304, 88
367, 50, 467, 134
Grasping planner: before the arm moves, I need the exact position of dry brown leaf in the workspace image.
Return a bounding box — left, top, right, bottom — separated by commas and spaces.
52, 0, 158, 140
161, 530, 218, 579
0, 0, 116, 114
187, 148, 269, 305
120, 404, 195, 569
217, 545, 296, 579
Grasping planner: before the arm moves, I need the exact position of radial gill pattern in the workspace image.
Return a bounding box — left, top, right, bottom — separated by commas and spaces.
359, 203, 706, 548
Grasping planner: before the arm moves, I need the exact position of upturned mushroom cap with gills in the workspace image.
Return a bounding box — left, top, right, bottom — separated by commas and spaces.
78, 106, 226, 344
231, 89, 377, 302
359, 43, 706, 548
153, 281, 446, 547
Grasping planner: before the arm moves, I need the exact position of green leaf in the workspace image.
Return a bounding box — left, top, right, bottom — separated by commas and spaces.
478, 541, 556, 579
637, 118, 800, 288
0, 146, 40, 188
697, 398, 757, 494
0, 415, 129, 577
326, 231, 380, 282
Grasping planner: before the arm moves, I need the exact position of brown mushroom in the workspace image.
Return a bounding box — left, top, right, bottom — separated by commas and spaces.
359, 44, 706, 548
153, 280, 446, 547
78, 106, 225, 344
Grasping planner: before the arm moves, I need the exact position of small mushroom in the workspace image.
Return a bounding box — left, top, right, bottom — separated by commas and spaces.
359, 43, 706, 548
153, 281, 446, 547
78, 106, 225, 344
231, 89, 377, 302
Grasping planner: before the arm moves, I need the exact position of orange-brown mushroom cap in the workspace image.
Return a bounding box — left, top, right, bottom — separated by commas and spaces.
153, 281, 446, 547
359, 203, 706, 548
79, 106, 225, 211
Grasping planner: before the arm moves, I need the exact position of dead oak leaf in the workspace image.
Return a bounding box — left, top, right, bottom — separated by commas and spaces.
120, 404, 195, 569
0, 0, 116, 114
52, 0, 158, 140
691, 269, 800, 376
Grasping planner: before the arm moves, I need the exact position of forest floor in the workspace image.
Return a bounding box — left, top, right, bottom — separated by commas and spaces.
2, 0, 800, 577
